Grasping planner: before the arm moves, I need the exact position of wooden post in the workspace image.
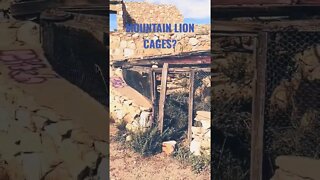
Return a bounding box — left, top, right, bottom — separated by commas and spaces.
250, 32, 267, 180
188, 70, 195, 143
158, 63, 169, 133
149, 70, 155, 124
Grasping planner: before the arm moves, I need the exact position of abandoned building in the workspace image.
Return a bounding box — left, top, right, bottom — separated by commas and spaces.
109, 0, 211, 157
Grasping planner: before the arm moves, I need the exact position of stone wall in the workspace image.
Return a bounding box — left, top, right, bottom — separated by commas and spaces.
123, 2, 183, 25
110, 68, 153, 132
271, 156, 320, 180
0, 77, 107, 179
110, 2, 183, 32
41, 14, 108, 105
110, 25, 210, 61
190, 111, 211, 156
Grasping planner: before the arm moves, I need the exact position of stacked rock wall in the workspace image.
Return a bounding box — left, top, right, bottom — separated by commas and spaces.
110, 2, 183, 32
123, 2, 183, 25
110, 25, 210, 61
190, 111, 211, 156
0, 76, 107, 179
110, 69, 153, 132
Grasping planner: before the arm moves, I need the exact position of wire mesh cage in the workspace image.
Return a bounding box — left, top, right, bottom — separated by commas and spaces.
212, 34, 256, 179
162, 71, 191, 138
264, 31, 320, 178
194, 71, 211, 112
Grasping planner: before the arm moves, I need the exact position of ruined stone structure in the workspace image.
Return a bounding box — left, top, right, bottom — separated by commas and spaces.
109, 1, 211, 158
109, 1, 210, 61
110, 25, 210, 60
110, 1, 183, 32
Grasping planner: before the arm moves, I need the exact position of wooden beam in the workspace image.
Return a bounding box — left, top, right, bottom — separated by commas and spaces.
126, 66, 211, 73
158, 63, 169, 133
212, 5, 320, 20
214, 19, 320, 33
149, 70, 156, 125
187, 70, 195, 143
250, 32, 267, 180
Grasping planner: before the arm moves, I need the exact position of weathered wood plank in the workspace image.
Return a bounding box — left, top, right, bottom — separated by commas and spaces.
158, 63, 169, 133
214, 20, 320, 33
187, 70, 195, 143
213, 0, 291, 5
213, 5, 320, 19
149, 70, 156, 124
250, 32, 267, 180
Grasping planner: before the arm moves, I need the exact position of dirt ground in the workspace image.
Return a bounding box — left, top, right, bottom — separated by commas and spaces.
109, 125, 211, 180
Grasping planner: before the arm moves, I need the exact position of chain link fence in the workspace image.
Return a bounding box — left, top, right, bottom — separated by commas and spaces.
212, 34, 256, 179
264, 31, 320, 178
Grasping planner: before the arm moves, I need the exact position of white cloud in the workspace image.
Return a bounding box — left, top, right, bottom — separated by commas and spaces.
141, 0, 210, 19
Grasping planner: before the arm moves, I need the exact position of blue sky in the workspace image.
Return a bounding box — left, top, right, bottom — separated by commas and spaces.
110, 0, 210, 31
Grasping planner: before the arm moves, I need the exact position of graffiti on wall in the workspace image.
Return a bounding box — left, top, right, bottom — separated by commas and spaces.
110, 76, 126, 88
0, 50, 59, 84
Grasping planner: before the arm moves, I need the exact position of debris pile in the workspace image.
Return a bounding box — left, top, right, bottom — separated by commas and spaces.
190, 111, 211, 156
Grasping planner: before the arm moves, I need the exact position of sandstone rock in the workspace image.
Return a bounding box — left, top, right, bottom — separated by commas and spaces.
94, 140, 107, 155
162, 141, 176, 155
204, 129, 211, 138
191, 126, 202, 139
126, 135, 133, 142
139, 111, 152, 128
48, 121, 74, 136
190, 139, 201, 156
195, 111, 210, 121
15, 108, 32, 127
200, 120, 211, 130
35, 109, 59, 122
82, 150, 99, 168
71, 129, 93, 145
132, 33, 139, 39
128, 41, 136, 49
97, 158, 107, 179
115, 109, 126, 120
19, 153, 43, 180
124, 48, 134, 57
58, 139, 89, 179
44, 163, 73, 180
120, 40, 127, 48
113, 48, 123, 56
200, 139, 210, 149
31, 115, 48, 130
123, 100, 133, 106
19, 131, 42, 152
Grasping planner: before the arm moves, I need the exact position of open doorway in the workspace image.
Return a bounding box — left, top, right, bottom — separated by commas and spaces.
110, 13, 117, 32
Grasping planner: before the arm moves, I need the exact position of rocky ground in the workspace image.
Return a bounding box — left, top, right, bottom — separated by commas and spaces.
109, 125, 211, 180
